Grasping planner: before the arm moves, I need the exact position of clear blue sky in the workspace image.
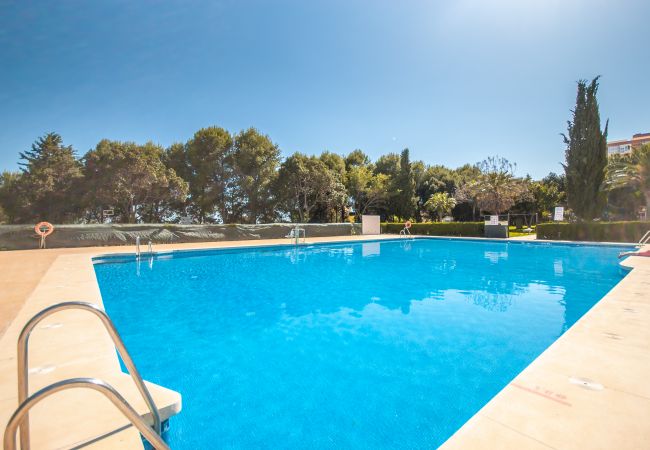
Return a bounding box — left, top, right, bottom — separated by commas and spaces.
1, 0, 648, 178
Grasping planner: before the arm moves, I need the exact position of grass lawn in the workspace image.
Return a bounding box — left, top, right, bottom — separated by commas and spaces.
509, 225, 536, 237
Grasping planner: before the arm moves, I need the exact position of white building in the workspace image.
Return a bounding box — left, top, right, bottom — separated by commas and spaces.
607, 132, 650, 156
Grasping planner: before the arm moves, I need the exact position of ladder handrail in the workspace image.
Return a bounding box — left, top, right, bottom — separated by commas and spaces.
135, 236, 141, 259
4, 377, 169, 450
639, 230, 650, 246
287, 226, 305, 244
17, 302, 161, 450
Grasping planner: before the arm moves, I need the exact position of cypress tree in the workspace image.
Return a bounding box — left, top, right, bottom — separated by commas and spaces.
391, 148, 417, 220
562, 76, 608, 220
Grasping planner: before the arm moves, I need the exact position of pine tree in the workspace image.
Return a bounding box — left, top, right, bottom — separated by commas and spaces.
562, 77, 608, 220
391, 148, 417, 220
19, 132, 83, 222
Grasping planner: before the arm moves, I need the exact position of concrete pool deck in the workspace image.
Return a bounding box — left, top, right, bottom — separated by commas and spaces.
0, 235, 648, 449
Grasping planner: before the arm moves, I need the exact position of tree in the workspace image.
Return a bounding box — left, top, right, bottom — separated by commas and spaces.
562, 77, 608, 220
232, 128, 280, 223
344, 149, 370, 170
452, 164, 482, 221
373, 153, 400, 177
0, 171, 25, 223
320, 152, 347, 180
424, 192, 457, 221
275, 153, 346, 222
468, 156, 529, 215
345, 166, 389, 218
414, 164, 457, 220
606, 143, 650, 218
169, 127, 235, 223
83, 140, 188, 223
18, 133, 83, 222
529, 172, 566, 219
320, 152, 348, 221
390, 148, 417, 220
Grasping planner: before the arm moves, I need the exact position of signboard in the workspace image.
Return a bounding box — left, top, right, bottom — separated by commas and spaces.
554, 206, 564, 221
489, 215, 499, 225
361, 215, 381, 235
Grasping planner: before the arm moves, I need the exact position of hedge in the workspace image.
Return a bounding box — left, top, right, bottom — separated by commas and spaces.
382, 222, 485, 237
536, 221, 649, 243
0, 223, 362, 251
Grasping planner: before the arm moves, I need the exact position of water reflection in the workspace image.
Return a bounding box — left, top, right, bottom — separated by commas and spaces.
106, 239, 626, 349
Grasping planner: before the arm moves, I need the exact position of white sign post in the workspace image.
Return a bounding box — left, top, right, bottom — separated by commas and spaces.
489, 215, 499, 225
553, 206, 564, 221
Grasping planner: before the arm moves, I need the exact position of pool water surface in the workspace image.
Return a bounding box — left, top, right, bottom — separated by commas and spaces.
93, 238, 631, 449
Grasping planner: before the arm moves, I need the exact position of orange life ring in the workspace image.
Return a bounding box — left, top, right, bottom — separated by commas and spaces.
404, 220, 412, 229
35, 222, 54, 237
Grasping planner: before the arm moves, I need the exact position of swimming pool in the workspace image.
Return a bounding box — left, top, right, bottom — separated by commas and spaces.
93, 238, 631, 449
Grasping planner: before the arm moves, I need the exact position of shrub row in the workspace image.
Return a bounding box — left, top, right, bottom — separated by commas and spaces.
381, 222, 485, 237
536, 221, 649, 243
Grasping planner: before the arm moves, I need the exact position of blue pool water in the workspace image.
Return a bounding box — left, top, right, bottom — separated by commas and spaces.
93, 238, 631, 449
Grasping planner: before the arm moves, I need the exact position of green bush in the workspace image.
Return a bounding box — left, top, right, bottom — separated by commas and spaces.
536, 221, 649, 243
382, 222, 485, 237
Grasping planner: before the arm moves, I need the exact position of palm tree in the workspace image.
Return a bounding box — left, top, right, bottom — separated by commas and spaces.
606, 143, 650, 218
424, 192, 456, 222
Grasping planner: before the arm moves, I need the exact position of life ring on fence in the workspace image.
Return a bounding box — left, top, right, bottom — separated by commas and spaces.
34, 222, 54, 237
404, 221, 412, 229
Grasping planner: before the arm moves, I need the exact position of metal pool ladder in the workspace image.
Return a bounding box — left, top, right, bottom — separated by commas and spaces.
287, 226, 306, 245
638, 230, 650, 247
4, 302, 168, 450
135, 237, 154, 259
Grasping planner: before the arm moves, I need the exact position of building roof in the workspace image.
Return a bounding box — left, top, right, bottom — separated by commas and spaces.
608, 132, 650, 147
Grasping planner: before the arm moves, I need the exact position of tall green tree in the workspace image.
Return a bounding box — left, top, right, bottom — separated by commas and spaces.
390, 148, 417, 220
276, 153, 346, 222
320, 152, 348, 221
344, 149, 370, 171
373, 153, 400, 177
562, 77, 608, 220
170, 127, 235, 223
18, 133, 83, 222
529, 172, 567, 219
232, 128, 280, 223
83, 140, 188, 223
452, 164, 482, 221
413, 164, 458, 220
0, 171, 25, 223
345, 166, 389, 218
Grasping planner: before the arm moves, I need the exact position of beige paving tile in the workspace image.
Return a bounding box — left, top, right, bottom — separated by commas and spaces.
531, 327, 650, 400
439, 415, 554, 450
479, 358, 650, 450
0, 251, 58, 338
81, 427, 144, 450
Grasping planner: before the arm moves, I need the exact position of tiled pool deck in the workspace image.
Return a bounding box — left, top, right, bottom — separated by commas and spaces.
0, 235, 648, 449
